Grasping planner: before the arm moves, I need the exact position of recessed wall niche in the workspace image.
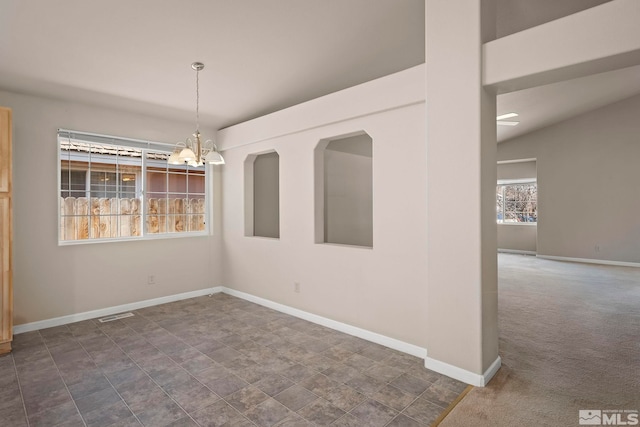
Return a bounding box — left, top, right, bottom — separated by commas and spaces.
244, 151, 280, 238
314, 132, 373, 247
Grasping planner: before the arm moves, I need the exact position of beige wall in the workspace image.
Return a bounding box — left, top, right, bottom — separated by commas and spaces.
497, 160, 536, 181
218, 67, 429, 348
425, 0, 498, 378
497, 160, 537, 253
0, 90, 223, 325
495, 0, 612, 38
497, 225, 537, 253
498, 94, 640, 264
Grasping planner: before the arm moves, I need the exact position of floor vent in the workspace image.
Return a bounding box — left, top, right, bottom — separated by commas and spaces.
98, 312, 134, 323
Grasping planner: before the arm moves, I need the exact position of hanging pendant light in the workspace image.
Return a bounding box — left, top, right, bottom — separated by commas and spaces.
170, 62, 225, 167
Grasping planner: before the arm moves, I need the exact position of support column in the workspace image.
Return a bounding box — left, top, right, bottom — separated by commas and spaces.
425, 0, 500, 386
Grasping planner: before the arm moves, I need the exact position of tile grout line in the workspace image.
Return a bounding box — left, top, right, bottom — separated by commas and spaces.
70, 324, 145, 426
135, 297, 444, 426
132, 299, 333, 425
86, 318, 215, 427
10, 352, 31, 427
126, 308, 261, 427
38, 329, 88, 427
131, 306, 306, 425
15, 295, 464, 427
236, 304, 411, 425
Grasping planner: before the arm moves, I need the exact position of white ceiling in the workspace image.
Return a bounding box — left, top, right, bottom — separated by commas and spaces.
496, 65, 640, 142
0, 0, 638, 141
0, 0, 425, 129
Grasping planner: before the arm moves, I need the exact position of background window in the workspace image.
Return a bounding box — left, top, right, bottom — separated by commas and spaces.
497, 182, 537, 223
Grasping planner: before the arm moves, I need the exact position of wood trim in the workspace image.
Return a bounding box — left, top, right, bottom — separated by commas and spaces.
0, 107, 12, 354
0, 341, 11, 355
0, 108, 10, 192
431, 385, 474, 426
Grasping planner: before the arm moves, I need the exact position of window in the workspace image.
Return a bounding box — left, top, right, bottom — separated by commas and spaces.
496, 182, 537, 223
58, 130, 209, 243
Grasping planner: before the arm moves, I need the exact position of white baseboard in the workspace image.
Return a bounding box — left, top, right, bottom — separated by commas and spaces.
425, 355, 501, 387
221, 287, 427, 359
13, 285, 426, 360
13, 287, 223, 334
15, 286, 514, 386
498, 249, 536, 256
537, 254, 640, 268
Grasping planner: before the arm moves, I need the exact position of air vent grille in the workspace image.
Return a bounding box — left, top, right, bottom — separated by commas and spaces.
98, 312, 134, 323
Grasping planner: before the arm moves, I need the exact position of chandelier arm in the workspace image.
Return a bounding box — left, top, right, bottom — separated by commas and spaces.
201, 139, 214, 154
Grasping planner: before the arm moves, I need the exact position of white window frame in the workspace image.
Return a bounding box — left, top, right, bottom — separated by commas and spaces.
496, 179, 537, 225
58, 129, 211, 245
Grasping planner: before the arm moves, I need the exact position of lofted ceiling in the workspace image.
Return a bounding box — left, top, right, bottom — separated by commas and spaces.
0, 0, 425, 129
0, 0, 637, 141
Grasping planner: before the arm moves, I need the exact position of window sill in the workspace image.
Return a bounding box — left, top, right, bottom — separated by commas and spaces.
245, 235, 280, 240
316, 242, 374, 250
58, 231, 210, 246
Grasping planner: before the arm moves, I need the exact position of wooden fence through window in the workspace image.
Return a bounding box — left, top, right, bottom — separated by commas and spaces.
60, 197, 205, 240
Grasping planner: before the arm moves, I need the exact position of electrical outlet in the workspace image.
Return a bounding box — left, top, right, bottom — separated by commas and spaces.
294, 282, 300, 293
147, 275, 156, 285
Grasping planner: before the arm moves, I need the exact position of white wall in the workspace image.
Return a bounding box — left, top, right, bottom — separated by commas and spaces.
498, 94, 640, 264
0, 90, 222, 325
218, 67, 429, 347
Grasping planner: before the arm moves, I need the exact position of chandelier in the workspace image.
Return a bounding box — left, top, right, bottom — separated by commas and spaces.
168, 62, 225, 167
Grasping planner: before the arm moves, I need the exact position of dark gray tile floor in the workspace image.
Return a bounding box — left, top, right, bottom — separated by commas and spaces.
0, 294, 468, 426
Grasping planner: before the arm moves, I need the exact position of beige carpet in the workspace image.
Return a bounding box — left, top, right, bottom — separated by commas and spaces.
440, 254, 640, 426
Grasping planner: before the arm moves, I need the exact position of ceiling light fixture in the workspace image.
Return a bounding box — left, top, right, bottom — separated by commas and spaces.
496, 112, 519, 126
168, 62, 225, 167
496, 112, 518, 120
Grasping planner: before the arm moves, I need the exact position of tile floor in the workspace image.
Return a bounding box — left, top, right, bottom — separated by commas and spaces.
0, 294, 467, 426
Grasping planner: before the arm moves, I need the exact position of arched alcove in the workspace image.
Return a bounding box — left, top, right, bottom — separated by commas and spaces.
314, 132, 373, 247
244, 150, 280, 238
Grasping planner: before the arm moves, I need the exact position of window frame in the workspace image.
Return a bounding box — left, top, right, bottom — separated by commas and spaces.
58, 129, 212, 245
496, 179, 537, 225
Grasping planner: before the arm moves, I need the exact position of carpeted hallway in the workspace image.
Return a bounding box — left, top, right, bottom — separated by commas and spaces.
441, 254, 640, 427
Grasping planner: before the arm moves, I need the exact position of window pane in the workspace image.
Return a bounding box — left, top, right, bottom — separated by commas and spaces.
59, 138, 144, 241
90, 170, 117, 198
168, 173, 187, 193
145, 152, 206, 235
147, 171, 167, 193
61, 169, 87, 198
496, 183, 537, 223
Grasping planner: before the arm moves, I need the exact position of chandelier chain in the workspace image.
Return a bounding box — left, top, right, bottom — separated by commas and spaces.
195, 67, 200, 133
167, 61, 224, 166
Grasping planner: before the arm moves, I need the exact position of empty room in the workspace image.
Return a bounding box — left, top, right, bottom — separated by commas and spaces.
1, 1, 639, 426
